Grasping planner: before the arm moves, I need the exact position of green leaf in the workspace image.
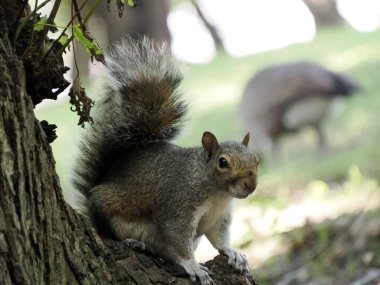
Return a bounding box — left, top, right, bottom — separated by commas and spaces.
127, 0, 136, 7
33, 16, 48, 31
58, 34, 69, 46
73, 25, 93, 52
72, 24, 103, 58
72, 25, 89, 46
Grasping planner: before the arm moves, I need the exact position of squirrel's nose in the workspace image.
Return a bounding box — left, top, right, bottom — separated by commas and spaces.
244, 178, 257, 193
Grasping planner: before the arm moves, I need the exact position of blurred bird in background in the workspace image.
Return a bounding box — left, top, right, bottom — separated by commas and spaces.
239, 61, 359, 160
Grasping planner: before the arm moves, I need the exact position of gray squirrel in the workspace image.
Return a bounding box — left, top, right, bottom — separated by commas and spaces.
73, 37, 259, 285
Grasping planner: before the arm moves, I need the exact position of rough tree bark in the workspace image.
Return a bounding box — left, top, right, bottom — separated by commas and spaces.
0, 1, 257, 285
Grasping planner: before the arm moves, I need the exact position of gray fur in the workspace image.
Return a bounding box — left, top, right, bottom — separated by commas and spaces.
72, 36, 187, 203
72, 37, 258, 285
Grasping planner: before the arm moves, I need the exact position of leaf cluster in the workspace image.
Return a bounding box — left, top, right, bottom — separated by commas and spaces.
10, 0, 137, 136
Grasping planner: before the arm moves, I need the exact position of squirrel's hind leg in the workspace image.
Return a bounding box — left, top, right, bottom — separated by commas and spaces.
110, 216, 167, 256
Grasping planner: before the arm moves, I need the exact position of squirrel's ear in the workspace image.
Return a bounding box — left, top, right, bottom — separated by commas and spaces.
202, 131, 219, 159
242, 132, 250, 146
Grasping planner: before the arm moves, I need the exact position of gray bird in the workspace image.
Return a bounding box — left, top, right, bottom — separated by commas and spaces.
239, 61, 359, 158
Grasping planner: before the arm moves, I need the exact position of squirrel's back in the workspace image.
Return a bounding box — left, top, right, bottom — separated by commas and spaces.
72, 36, 187, 202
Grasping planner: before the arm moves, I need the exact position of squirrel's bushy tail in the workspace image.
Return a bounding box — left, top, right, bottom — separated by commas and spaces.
73, 36, 187, 199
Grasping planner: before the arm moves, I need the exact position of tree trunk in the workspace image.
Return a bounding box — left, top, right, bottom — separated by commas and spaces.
302, 0, 344, 27
0, 2, 257, 285
190, 0, 224, 51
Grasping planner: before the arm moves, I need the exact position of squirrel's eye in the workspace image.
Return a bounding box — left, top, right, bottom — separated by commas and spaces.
219, 157, 229, 168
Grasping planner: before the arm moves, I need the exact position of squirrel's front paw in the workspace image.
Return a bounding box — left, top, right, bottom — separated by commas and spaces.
220, 247, 249, 273
179, 258, 213, 285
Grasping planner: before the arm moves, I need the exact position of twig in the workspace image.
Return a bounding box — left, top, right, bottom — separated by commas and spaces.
40, 0, 102, 65
35, 0, 61, 52
13, 0, 53, 43
72, 0, 87, 31
21, 0, 39, 57
82, 0, 102, 24
12, 0, 29, 40
71, 1, 80, 77
39, 0, 91, 63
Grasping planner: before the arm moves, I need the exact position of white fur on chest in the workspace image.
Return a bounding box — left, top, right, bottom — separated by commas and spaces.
195, 193, 233, 236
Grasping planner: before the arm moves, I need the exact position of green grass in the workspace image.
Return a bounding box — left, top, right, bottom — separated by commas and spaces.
36, 25, 380, 205
177, 26, 380, 185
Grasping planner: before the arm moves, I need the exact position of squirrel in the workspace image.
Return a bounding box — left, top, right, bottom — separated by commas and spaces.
73, 36, 259, 285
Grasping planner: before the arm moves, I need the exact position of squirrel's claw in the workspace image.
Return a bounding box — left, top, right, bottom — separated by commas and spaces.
199, 264, 212, 274
123, 238, 146, 251
222, 247, 250, 274
195, 270, 213, 285
179, 258, 213, 285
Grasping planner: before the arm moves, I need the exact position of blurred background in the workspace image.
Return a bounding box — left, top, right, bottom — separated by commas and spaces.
34, 0, 380, 284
